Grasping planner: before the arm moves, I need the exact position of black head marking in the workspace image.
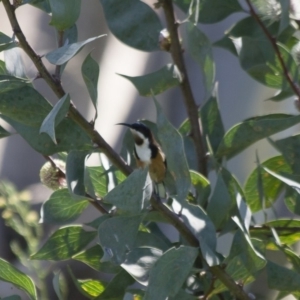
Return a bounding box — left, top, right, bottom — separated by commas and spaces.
130, 122, 152, 139
117, 122, 154, 142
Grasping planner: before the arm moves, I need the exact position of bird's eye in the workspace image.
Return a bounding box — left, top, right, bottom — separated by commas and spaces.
133, 135, 144, 145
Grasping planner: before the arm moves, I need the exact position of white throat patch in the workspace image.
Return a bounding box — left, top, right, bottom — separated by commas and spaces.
134, 136, 151, 163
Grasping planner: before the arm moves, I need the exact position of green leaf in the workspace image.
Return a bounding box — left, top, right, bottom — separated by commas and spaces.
1, 115, 93, 155
0, 86, 92, 154
170, 290, 197, 300
240, 38, 298, 89
185, 22, 215, 97
244, 156, 291, 212
0, 75, 31, 94
0, 258, 37, 300
0, 125, 10, 138
0, 86, 51, 126
95, 270, 135, 300
213, 35, 237, 56
45, 35, 106, 65
126, 290, 145, 300
39, 94, 70, 144
216, 114, 300, 159
100, 0, 162, 51
173, 199, 218, 266
63, 25, 79, 44
49, 0, 81, 30
144, 211, 168, 224
118, 64, 182, 97
263, 168, 300, 192
263, 219, 300, 246
283, 248, 300, 274
189, 170, 210, 207
269, 88, 294, 102
86, 215, 110, 230
4, 48, 26, 78
178, 120, 197, 170
72, 244, 121, 273
87, 166, 107, 198
119, 125, 136, 168
81, 52, 99, 118
271, 134, 300, 173
227, 16, 295, 47
66, 150, 88, 198
98, 214, 143, 264
0, 60, 7, 74
221, 167, 245, 201
104, 168, 151, 213
114, 169, 127, 184
267, 261, 300, 292
144, 246, 198, 300
214, 228, 265, 294
174, 0, 242, 23
0, 32, 18, 52
0, 33, 13, 45
200, 85, 225, 154
77, 279, 105, 298
228, 16, 273, 39
26, 0, 51, 13
1, 296, 22, 300
199, 0, 242, 23
182, 135, 197, 171
154, 97, 191, 202
59, 25, 78, 75
68, 266, 107, 298
278, 0, 290, 35
31, 225, 96, 260
40, 189, 89, 224
285, 186, 300, 215
230, 218, 266, 272
207, 173, 232, 230
134, 231, 169, 251
122, 247, 162, 285
52, 271, 67, 300
214, 217, 266, 293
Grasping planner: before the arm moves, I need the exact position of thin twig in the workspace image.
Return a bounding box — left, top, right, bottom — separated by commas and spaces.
202, 275, 217, 299
54, 30, 64, 80
86, 197, 109, 214
245, 0, 300, 101
250, 225, 300, 234
161, 0, 207, 176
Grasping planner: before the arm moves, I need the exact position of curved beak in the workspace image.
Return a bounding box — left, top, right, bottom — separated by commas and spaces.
116, 122, 132, 128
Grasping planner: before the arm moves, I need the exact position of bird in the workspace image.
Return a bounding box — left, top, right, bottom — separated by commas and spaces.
117, 122, 167, 185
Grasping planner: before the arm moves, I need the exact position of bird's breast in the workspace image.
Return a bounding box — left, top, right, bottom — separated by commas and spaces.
134, 143, 152, 163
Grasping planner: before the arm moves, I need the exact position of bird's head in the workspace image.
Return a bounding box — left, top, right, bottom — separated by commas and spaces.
117, 122, 153, 145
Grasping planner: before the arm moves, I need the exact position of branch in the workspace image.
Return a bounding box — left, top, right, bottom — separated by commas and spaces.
245, 0, 300, 102
1, 0, 132, 177
209, 266, 250, 300
54, 30, 64, 80
161, 0, 207, 176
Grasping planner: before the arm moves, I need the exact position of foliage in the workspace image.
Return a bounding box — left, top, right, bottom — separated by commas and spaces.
1, 0, 300, 299
0, 182, 48, 299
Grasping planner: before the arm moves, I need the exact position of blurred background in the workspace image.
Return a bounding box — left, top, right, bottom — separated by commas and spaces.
0, 0, 298, 299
